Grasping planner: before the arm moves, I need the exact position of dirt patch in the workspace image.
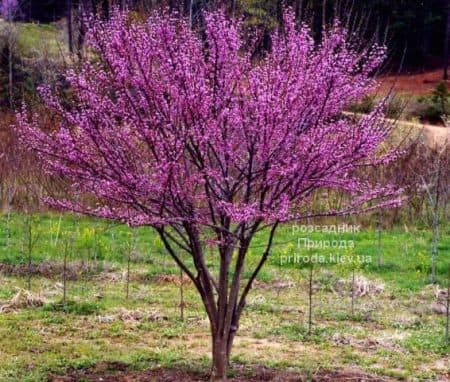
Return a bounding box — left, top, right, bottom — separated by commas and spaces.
97, 307, 168, 323
332, 276, 384, 298
0, 288, 45, 312
313, 369, 392, 382
151, 274, 192, 285
48, 363, 393, 382
94, 270, 127, 283
430, 286, 449, 315
379, 69, 449, 95
254, 279, 296, 291
0, 261, 105, 280
331, 333, 403, 353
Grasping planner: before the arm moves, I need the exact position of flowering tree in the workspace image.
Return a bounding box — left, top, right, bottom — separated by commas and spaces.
18, 9, 402, 380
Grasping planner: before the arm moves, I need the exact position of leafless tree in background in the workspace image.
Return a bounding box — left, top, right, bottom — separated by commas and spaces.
444, 0, 449, 80
414, 141, 449, 283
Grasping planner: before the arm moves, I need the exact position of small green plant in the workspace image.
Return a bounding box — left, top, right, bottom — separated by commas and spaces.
143, 265, 179, 280
270, 322, 331, 344
403, 326, 450, 354
23, 215, 39, 291
432, 81, 450, 115
43, 301, 100, 315
418, 81, 449, 124
348, 251, 362, 317
307, 263, 314, 335
347, 95, 375, 114
446, 267, 450, 343
385, 97, 404, 119
415, 251, 430, 275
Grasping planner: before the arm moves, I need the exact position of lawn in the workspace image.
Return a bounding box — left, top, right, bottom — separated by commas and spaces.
0, 213, 449, 381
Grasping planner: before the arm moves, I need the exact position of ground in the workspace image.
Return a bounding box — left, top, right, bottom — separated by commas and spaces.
379, 69, 449, 96
0, 214, 449, 381
47, 363, 397, 381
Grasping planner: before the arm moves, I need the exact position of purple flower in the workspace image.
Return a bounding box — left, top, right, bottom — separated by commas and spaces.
1, 0, 19, 20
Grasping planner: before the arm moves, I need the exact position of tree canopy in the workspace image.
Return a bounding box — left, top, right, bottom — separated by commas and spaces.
17, 8, 403, 380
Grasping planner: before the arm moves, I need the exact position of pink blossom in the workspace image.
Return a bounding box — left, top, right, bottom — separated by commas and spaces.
18, 10, 400, 229
1, 0, 19, 20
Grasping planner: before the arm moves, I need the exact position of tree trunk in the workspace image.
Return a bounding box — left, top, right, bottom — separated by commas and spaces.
7, 24, 14, 109
376, 211, 382, 266
189, 0, 194, 28
156, 221, 278, 382
307, 264, 313, 335
431, 157, 441, 283
63, 241, 68, 304
8, 46, 13, 109
351, 266, 355, 316
102, 0, 110, 19
322, 0, 326, 30
431, 203, 439, 283
276, 0, 283, 27
296, 0, 304, 23
67, 0, 73, 54
230, 0, 236, 18
26, 216, 33, 291
444, 0, 450, 80
179, 269, 185, 321
211, 336, 229, 381
77, 2, 86, 61
446, 268, 450, 341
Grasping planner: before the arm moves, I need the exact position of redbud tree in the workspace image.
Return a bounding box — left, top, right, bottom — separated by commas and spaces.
18, 9, 402, 380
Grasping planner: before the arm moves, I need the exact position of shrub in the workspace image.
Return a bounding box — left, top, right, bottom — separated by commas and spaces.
417, 81, 449, 124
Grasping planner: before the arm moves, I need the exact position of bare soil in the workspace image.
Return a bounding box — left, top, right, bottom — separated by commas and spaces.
0, 261, 104, 280
48, 362, 393, 382
379, 69, 449, 95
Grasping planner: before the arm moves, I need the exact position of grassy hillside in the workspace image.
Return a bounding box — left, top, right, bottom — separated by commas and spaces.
0, 20, 65, 60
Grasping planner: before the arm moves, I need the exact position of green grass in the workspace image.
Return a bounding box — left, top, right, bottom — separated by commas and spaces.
16, 22, 65, 60
43, 300, 101, 315
0, 20, 65, 60
1, 213, 449, 285
0, 213, 160, 264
